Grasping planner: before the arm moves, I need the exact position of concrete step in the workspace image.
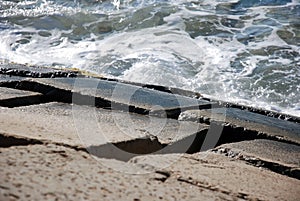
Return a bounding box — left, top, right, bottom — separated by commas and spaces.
8, 78, 216, 118
211, 139, 300, 179
0, 102, 208, 161
179, 108, 300, 144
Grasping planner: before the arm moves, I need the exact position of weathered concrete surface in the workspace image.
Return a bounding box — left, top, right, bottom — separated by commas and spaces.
10, 78, 215, 117
211, 139, 300, 179
212, 139, 300, 167
1, 144, 299, 201
0, 103, 81, 146
179, 108, 300, 144
129, 152, 300, 201
0, 102, 208, 157
0, 62, 203, 99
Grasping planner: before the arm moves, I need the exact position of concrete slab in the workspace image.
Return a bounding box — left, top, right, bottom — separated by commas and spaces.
0, 103, 208, 155
212, 139, 300, 167
179, 108, 300, 144
20, 78, 215, 117
1, 144, 299, 201
128, 152, 300, 201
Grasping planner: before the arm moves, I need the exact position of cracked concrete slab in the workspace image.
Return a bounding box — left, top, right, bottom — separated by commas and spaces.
129, 152, 300, 201
1, 63, 299, 200
0, 144, 265, 201
179, 108, 300, 144
0, 103, 208, 154
210, 139, 300, 179
18, 78, 215, 117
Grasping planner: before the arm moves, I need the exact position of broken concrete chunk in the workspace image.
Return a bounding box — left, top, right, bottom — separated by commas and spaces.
0, 103, 208, 160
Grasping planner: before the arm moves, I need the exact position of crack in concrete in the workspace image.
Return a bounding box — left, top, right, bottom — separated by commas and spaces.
87, 129, 212, 162
0, 132, 86, 154
212, 147, 300, 180
177, 176, 262, 201
1, 75, 299, 183
153, 170, 171, 182
2, 130, 299, 182
0, 80, 212, 119
200, 121, 300, 147
2, 80, 298, 151
0, 94, 51, 108
0, 133, 43, 147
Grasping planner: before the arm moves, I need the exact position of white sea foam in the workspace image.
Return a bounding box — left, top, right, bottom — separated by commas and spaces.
0, 0, 299, 117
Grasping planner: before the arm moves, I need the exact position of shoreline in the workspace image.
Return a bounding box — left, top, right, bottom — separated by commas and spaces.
0, 62, 299, 200
1, 61, 299, 122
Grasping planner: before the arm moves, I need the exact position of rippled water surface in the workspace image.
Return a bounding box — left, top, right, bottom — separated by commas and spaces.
0, 0, 299, 117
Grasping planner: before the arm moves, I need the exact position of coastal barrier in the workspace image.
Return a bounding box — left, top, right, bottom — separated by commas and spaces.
0, 62, 299, 200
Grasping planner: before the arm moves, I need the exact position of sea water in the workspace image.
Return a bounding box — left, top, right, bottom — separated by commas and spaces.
0, 0, 299, 117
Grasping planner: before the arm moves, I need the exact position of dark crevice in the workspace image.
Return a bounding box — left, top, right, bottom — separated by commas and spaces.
0, 133, 87, 154
211, 147, 300, 180
210, 122, 300, 147
0, 80, 213, 118
182, 113, 299, 147
87, 130, 210, 162
87, 129, 210, 162
0, 133, 43, 147
177, 177, 257, 200
154, 170, 171, 182
0, 80, 112, 109
88, 137, 167, 162
0, 80, 73, 103
87, 120, 298, 163
0, 94, 51, 108
154, 103, 219, 119
176, 121, 299, 154
50, 142, 88, 153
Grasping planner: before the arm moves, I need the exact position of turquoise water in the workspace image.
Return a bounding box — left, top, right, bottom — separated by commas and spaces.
0, 0, 299, 117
